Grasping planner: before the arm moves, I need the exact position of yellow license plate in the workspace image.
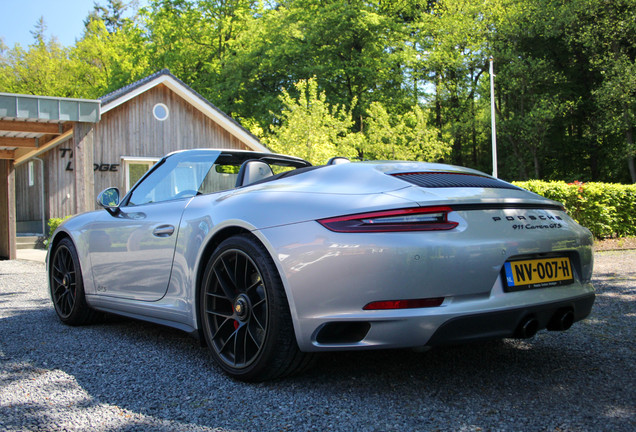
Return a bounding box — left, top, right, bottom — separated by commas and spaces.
503, 257, 574, 291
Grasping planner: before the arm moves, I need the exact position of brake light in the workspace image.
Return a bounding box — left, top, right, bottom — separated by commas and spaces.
318, 207, 457, 233
363, 297, 445, 310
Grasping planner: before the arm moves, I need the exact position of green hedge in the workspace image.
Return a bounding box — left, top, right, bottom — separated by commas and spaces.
513, 181, 636, 239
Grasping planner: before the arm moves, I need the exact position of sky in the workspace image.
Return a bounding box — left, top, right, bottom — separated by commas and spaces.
0, 0, 147, 49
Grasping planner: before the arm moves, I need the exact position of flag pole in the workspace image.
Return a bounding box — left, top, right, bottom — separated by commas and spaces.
489, 56, 498, 178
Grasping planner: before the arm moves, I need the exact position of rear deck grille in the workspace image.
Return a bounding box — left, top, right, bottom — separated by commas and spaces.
392, 172, 521, 190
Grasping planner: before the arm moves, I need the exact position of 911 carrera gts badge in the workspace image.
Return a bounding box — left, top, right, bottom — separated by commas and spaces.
493, 213, 564, 230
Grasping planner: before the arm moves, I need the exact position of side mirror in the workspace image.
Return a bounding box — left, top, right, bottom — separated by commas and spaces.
97, 187, 121, 216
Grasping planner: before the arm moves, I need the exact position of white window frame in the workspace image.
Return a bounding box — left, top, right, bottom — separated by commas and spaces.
121, 156, 160, 192
153, 103, 170, 121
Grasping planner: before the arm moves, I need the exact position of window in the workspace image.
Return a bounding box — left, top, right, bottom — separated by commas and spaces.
199, 164, 240, 194
122, 157, 159, 192
153, 103, 169, 121
28, 161, 35, 187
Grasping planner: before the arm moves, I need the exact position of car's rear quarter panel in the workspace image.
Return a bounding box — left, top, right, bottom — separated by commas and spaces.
259, 203, 594, 351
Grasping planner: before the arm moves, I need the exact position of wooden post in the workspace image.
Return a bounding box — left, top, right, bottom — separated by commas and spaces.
0, 159, 17, 260
73, 123, 95, 214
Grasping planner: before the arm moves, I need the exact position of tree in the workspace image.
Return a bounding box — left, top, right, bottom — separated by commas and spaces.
219, 0, 416, 130
416, 0, 494, 168
141, 0, 259, 109
572, 0, 636, 182
0, 0, 633, 183
265, 78, 360, 164
0, 18, 77, 96
363, 102, 450, 162
70, 17, 149, 98
85, 0, 132, 33
30, 17, 48, 45
490, 0, 635, 182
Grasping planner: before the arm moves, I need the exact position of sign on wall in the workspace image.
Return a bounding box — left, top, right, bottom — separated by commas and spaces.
60, 148, 120, 172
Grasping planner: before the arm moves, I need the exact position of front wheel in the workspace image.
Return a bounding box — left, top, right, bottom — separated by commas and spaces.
49, 238, 99, 325
200, 235, 312, 381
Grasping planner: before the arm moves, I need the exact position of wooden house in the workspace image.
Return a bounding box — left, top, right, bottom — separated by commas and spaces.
0, 70, 269, 258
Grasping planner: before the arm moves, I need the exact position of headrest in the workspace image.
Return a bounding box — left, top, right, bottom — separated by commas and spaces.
235, 160, 274, 187
327, 156, 351, 165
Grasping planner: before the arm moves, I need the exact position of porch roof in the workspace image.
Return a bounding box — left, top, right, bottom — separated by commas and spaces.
0, 93, 101, 165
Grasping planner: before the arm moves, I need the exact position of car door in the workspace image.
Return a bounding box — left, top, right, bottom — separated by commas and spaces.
86, 199, 188, 301
87, 150, 221, 301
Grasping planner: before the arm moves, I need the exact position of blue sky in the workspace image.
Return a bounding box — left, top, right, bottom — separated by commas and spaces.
0, 0, 147, 48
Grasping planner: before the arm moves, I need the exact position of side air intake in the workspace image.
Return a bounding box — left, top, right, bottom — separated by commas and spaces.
392, 172, 522, 190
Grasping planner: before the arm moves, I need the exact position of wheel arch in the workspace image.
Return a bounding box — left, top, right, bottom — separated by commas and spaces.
194, 226, 258, 342
193, 225, 304, 351
195, 226, 312, 379
50, 229, 72, 250
47, 230, 72, 271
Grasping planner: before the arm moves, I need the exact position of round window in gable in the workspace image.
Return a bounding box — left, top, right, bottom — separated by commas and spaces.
153, 103, 169, 121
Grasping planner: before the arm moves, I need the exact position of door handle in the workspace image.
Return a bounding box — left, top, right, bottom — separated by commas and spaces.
153, 225, 175, 237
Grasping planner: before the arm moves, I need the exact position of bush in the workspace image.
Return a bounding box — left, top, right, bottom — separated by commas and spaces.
45, 216, 71, 246
513, 181, 636, 239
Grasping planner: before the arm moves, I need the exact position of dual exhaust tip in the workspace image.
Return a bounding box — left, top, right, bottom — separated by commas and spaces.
516, 308, 575, 339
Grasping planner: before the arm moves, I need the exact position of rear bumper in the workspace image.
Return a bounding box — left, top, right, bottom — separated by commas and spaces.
425, 292, 595, 346
298, 283, 595, 351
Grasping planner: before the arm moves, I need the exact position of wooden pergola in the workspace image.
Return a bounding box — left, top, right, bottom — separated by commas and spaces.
0, 93, 100, 259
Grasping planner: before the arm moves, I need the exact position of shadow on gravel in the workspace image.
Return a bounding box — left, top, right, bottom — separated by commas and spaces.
1, 265, 634, 431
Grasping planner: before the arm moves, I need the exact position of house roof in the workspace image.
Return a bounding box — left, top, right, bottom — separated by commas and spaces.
100, 69, 269, 153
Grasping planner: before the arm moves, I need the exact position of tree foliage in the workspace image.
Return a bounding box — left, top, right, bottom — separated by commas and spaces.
0, 0, 633, 182
265, 78, 359, 165
363, 103, 450, 162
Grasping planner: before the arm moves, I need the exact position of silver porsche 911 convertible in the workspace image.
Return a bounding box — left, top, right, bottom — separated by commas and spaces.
47, 149, 595, 381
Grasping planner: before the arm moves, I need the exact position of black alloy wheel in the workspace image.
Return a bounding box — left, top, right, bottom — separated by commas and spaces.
50, 238, 97, 325
200, 235, 312, 381
205, 247, 268, 368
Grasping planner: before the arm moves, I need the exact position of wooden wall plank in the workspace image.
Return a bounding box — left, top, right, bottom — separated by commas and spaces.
0, 160, 16, 259
14, 160, 44, 222
73, 123, 95, 214
43, 138, 75, 219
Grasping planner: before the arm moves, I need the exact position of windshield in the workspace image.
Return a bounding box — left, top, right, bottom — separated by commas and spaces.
124, 150, 309, 206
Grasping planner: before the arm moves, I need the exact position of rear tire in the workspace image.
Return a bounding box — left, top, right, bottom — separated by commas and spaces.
200, 234, 312, 381
49, 238, 99, 325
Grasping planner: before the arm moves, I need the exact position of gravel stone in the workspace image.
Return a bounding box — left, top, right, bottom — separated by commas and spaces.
1, 251, 634, 431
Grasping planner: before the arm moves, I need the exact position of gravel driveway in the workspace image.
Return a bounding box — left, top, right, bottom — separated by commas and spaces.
1, 251, 634, 432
